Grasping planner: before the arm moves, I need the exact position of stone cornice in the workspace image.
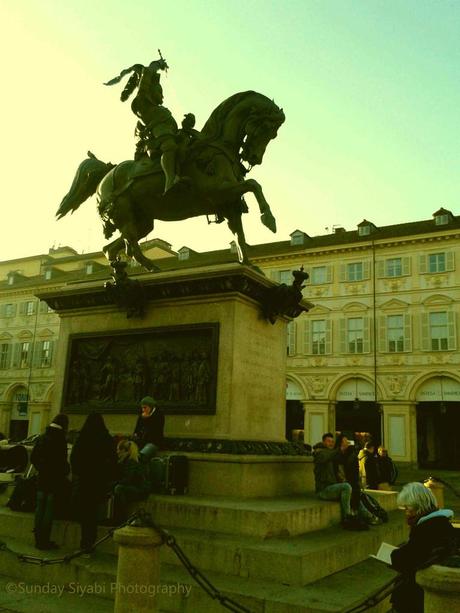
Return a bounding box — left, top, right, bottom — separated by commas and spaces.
36, 264, 279, 315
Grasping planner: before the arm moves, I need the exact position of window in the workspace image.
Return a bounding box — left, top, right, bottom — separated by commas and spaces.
348, 318, 364, 353
312, 320, 326, 355
44, 269, 52, 280
0, 344, 10, 369
435, 215, 449, 226
19, 342, 30, 368
388, 315, 404, 352
347, 262, 363, 282
86, 263, 93, 275
278, 270, 292, 285
7, 275, 14, 285
358, 225, 370, 236
311, 266, 328, 285
26, 301, 35, 316
290, 231, 307, 246
430, 312, 448, 351
429, 253, 446, 273
39, 340, 52, 367
386, 258, 402, 278
14, 389, 28, 417
5, 304, 15, 318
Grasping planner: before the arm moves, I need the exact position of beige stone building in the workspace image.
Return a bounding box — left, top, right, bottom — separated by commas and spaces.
251, 207, 460, 469
0, 240, 175, 440
1, 208, 459, 468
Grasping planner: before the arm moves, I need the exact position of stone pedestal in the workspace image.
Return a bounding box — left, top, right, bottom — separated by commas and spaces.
38, 264, 309, 497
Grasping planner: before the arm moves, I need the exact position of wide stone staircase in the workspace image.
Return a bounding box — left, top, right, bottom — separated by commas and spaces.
0, 482, 405, 613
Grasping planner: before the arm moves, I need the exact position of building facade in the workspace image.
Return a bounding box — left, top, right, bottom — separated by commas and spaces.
253, 208, 460, 468
0, 209, 459, 468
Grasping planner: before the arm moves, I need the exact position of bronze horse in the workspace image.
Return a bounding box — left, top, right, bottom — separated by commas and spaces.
57, 91, 285, 271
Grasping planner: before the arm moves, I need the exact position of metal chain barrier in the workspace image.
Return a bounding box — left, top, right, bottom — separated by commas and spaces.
134, 508, 254, 613
0, 507, 254, 613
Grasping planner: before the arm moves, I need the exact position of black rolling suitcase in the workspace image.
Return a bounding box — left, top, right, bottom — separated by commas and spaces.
148, 455, 188, 495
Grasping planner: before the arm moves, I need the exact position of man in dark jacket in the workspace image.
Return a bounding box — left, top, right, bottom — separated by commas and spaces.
31, 414, 70, 550
314, 433, 354, 526
132, 396, 165, 452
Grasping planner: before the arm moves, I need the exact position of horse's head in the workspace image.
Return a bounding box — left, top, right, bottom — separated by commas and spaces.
240, 102, 285, 167
200, 92, 285, 168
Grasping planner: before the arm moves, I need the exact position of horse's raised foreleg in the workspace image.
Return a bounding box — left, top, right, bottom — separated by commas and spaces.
214, 179, 277, 233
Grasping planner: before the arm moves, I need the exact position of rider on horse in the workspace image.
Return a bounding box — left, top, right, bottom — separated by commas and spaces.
105, 53, 181, 193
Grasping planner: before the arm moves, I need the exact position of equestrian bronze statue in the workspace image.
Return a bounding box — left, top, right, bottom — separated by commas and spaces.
57, 54, 285, 271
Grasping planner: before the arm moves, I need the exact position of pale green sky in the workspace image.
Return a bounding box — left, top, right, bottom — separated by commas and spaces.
1, 0, 460, 261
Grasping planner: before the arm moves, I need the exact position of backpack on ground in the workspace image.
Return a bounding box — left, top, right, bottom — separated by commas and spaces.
360, 491, 388, 523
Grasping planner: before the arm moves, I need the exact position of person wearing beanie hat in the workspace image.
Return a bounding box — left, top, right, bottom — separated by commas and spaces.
31, 414, 70, 550
132, 396, 165, 453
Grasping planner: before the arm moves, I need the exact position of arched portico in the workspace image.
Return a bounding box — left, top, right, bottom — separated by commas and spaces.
412, 373, 460, 469
333, 376, 382, 446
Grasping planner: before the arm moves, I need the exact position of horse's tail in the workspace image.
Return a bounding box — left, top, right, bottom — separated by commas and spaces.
56, 151, 115, 219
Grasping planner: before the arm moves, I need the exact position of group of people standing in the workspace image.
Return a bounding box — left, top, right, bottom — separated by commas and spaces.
30, 396, 164, 552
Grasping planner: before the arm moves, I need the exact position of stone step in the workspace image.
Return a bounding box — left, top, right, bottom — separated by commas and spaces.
0, 551, 398, 613
0, 508, 118, 557
139, 489, 399, 538
158, 510, 407, 586
0, 574, 114, 613
0, 507, 406, 591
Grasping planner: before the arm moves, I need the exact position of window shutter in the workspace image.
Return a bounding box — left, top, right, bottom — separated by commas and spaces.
363, 261, 370, 280
287, 322, 297, 356
303, 320, 311, 354
447, 311, 456, 350
270, 270, 280, 282
39, 301, 48, 313
20, 302, 27, 315
378, 316, 387, 352
339, 264, 347, 282
403, 314, 412, 352
419, 255, 427, 274
48, 340, 55, 367
402, 257, 411, 276
376, 261, 385, 278
339, 319, 347, 353
12, 343, 21, 367
421, 313, 430, 351
30, 301, 37, 315
446, 251, 455, 272
363, 316, 371, 353
326, 266, 333, 283
325, 319, 332, 354
2, 344, 11, 369
32, 342, 41, 367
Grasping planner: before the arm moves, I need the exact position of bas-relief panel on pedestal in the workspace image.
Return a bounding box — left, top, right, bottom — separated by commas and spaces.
63, 324, 219, 415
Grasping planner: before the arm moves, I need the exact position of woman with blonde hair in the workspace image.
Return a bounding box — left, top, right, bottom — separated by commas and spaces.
390, 482, 456, 613
113, 439, 149, 520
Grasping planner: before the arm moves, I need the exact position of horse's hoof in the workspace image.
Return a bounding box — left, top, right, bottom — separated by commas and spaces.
261, 212, 277, 233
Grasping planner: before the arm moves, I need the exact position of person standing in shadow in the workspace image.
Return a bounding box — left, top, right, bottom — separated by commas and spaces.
31, 413, 70, 550
70, 412, 117, 554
